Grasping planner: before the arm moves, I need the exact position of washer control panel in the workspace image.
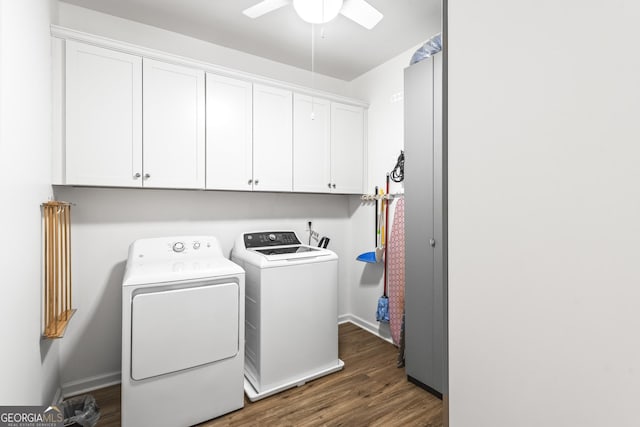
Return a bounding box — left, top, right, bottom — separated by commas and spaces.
244, 231, 301, 248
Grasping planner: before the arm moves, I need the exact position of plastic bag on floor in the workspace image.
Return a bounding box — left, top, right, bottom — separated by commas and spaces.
61, 394, 100, 427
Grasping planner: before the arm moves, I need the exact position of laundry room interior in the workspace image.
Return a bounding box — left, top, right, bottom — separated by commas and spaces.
4, 0, 640, 426
5, 0, 446, 425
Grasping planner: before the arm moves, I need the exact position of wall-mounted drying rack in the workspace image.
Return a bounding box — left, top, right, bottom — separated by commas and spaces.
42, 200, 75, 339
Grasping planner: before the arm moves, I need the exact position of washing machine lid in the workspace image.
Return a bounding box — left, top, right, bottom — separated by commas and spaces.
252, 244, 329, 261
123, 235, 244, 286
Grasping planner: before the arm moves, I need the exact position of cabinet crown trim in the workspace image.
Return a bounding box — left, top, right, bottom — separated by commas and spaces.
50, 25, 369, 109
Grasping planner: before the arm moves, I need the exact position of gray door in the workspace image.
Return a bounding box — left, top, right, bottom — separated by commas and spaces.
404, 54, 445, 396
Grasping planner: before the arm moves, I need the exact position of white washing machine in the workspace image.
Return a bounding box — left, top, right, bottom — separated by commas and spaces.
122, 236, 245, 427
231, 231, 343, 401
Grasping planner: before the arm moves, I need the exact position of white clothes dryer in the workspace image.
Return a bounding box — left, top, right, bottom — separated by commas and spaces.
231, 231, 343, 402
122, 236, 244, 427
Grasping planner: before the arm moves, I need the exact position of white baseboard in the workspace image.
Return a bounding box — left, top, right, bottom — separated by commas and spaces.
339, 314, 394, 345
62, 371, 121, 398
338, 314, 351, 324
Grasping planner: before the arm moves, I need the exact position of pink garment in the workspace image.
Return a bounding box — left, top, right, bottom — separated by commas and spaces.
387, 197, 405, 346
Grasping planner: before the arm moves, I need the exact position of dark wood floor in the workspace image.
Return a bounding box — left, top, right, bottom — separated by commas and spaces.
87, 323, 443, 426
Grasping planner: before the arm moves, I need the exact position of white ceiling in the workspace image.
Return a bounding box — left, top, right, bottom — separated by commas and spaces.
59, 0, 441, 81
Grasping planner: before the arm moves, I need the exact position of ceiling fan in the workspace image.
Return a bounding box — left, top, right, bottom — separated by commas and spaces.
242, 0, 383, 30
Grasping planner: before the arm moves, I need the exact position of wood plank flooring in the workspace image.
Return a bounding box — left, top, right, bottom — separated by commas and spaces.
86, 323, 442, 426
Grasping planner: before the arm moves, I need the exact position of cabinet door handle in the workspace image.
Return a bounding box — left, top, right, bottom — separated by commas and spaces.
144, 173, 151, 179
327, 183, 332, 188
430, 238, 436, 248
332, 183, 336, 189
248, 179, 253, 185
254, 179, 259, 185
133, 173, 141, 179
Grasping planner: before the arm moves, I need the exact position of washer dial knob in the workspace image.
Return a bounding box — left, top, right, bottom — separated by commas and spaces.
268, 233, 276, 241
173, 242, 185, 252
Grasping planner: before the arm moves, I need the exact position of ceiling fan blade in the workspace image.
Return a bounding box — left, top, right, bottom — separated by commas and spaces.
340, 0, 383, 29
242, 0, 292, 19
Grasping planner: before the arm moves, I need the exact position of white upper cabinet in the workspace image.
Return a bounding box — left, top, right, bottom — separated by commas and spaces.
55, 32, 367, 194
293, 95, 331, 193
331, 102, 365, 194
143, 59, 205, 189
205, 74, 253, 191
65, 40, 142, 187
252, 84, 293, 192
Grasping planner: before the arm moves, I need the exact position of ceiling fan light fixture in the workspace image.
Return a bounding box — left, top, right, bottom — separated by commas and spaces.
293, 0, 344, 24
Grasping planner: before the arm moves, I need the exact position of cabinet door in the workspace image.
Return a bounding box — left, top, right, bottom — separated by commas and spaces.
206, 74, 253, 191
404, 56, 445, 395
143, 58, 205, 189
65, 40, 142, 186
330, 103, 365, 194
293, 95, 331, 193
253, 84, 293, 192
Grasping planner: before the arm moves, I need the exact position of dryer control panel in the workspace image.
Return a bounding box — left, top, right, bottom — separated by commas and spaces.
244, 232, 301, 248
127, 236, 223, 260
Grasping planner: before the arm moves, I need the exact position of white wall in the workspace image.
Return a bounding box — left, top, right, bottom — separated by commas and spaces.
53, 187, 350, 393
448, 1, 640, 426
0, 0, 59, 405
57, 2, 350, 96
345, 44, 422, 337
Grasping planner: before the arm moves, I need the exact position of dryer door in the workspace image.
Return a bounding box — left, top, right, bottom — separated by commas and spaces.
131, 281, 239, 380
